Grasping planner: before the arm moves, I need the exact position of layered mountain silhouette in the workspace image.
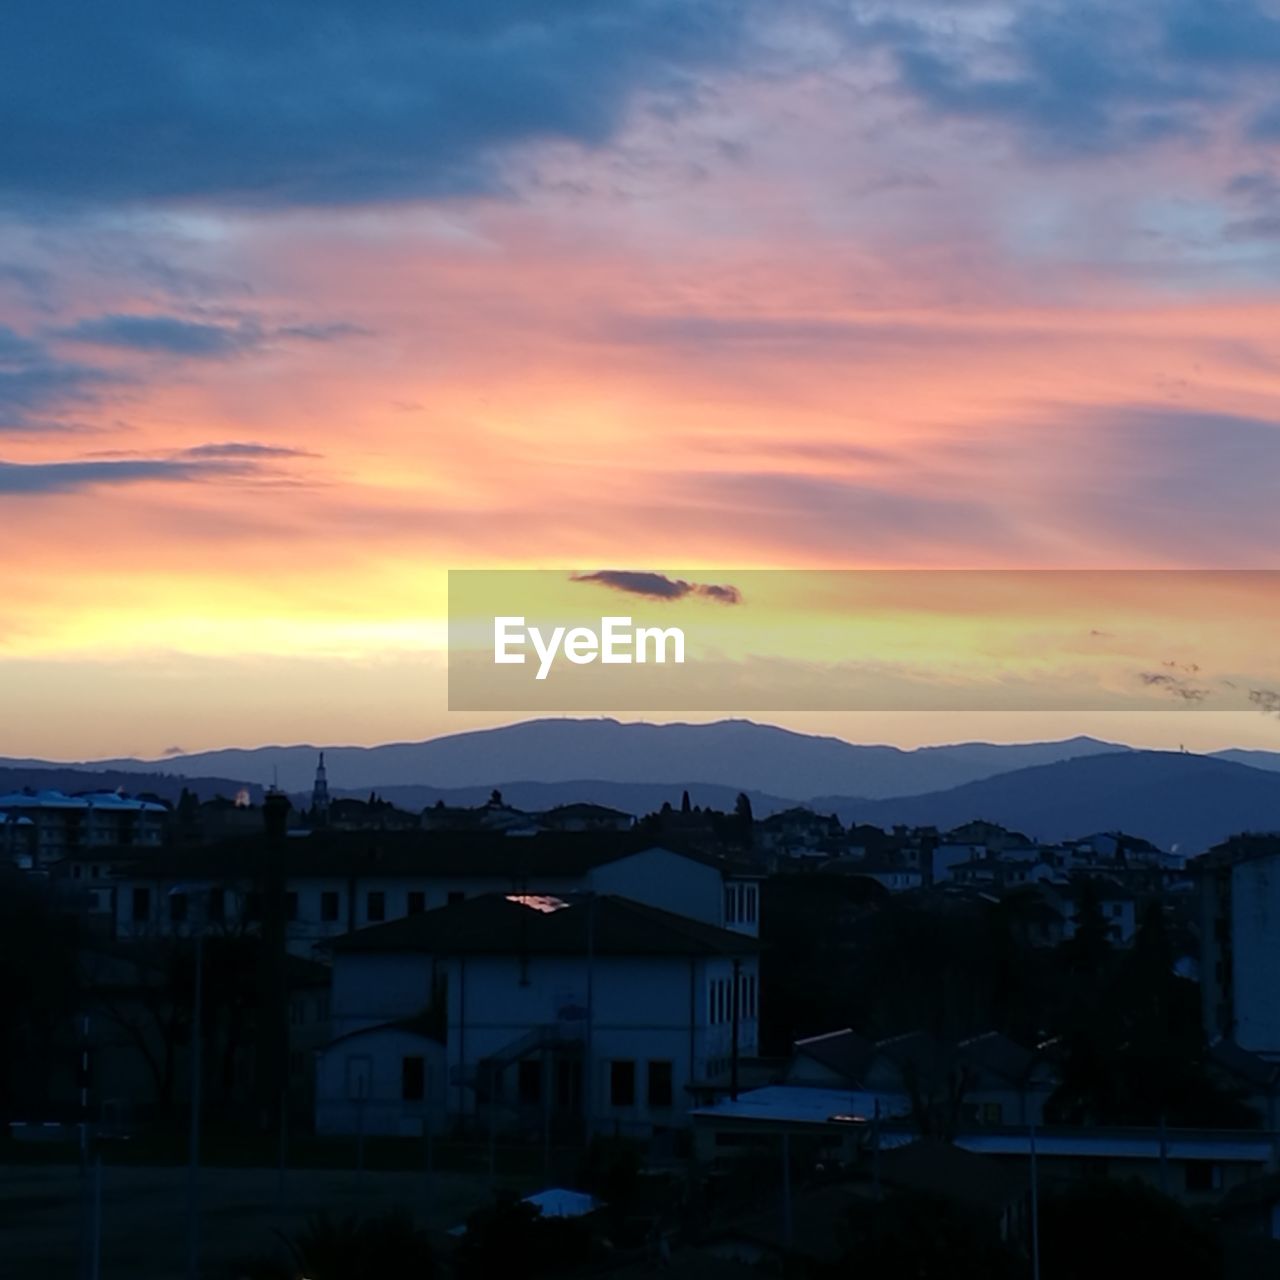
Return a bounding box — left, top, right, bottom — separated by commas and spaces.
821, 751, 1280, 854
42, 718, 1132, 797
4, 719, 1279, 854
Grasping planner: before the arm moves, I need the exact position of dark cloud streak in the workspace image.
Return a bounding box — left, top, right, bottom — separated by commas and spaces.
571, 570, 742, 604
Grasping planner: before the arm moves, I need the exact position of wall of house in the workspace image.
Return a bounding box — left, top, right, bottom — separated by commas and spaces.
588, 848, 724, 927
315, 1026, 446, 1137
441, 950, 760, 1135
330, 951, 436, 1038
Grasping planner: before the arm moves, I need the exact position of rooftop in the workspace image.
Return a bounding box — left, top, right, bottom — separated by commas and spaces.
332, 891, 759, 959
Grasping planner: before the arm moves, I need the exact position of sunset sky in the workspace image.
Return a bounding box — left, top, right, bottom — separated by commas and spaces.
3, 1, 1280, 759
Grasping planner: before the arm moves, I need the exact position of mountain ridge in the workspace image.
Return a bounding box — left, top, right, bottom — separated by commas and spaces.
5, 718, 1142, 800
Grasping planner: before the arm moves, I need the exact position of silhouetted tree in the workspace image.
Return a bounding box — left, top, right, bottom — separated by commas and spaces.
817, 1190, 1020, 1279
1041, 1180, 1222, 1280
453, 1192, 593, 1278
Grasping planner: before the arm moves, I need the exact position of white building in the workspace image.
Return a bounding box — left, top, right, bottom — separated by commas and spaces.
315, 891, 760, 1139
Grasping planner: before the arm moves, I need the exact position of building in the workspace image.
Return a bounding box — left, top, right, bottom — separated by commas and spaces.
91, 833, 762, 958
690, 1086, 1278, 1207
536, 803, 634, 833
315, 891, 760, 1138
0, 790, 168, 866
1194, 835, 1280, 1056
786, 1027, 1058, 1128
0, 810, 36, 867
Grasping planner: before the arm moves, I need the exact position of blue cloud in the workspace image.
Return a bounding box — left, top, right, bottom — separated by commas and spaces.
0, 457, 237, 494
0, 324, 110, 430
59, 314, 260, 357
0, 0, 754, 209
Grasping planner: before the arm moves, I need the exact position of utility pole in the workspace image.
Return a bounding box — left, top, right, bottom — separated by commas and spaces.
729, 959, 741, 1101
780, 1132, 793, 1247
257, 791, 291, 1138
187, 920, 204, 1280
169, 883, 210, 1280
1029, 1117, 1040, 1280
584, 894, 595, 1144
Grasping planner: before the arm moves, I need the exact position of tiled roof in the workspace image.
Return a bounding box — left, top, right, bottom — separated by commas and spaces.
332, 892, 758, 958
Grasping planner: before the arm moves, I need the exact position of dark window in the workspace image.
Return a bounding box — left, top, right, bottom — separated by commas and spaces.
647, 1060, 674, 1108
132, 887, 151, 923
610, 1060, 635, 1107
447, 890, 465, 906
169, 892, 187, 924
208, 887, 225, 921
1185, 1163, 1220, 1192
320, 891, 340, 923
402, 1056, 426, 1102
285, 891, 299, 922
518, 1059, 541, 1105
367, 891, 386, 922
72, 864, 82, 880
245, 891, 262, 921
408, 891, 426, 915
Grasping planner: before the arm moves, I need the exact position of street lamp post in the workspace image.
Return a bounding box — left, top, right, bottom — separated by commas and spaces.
170, 884, 209, 1280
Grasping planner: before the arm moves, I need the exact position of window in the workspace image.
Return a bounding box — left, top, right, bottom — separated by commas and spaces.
169, 892, 187, 924
208, 887, 225, 922
402, 1055, 426, 1102
518, 1059, 542, 1105
367, 891, 386, 922
746, 885, 757, 923
982, 1102, 1003, 1125
285, 891, 299, 922
609, 1060, 636, 1107
1185, 1163, 1222, 1193
724, 884, 739, 923
408, 891, 426, 915
447, 890, 465, 906
647, 1061, 674, 1108
72, 864, 82, 880
132, 886, 151, 923
245, 891, 262, 921
320, 891, 340, 923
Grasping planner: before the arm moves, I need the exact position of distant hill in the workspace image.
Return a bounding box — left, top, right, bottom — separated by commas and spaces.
30, 718, 1133, 799
1212, 748, 1280, 774
325, 779, 800, 819
814, 751, 1280, 855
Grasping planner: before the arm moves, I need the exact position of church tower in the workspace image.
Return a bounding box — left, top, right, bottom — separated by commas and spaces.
311, 751, 331, 826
